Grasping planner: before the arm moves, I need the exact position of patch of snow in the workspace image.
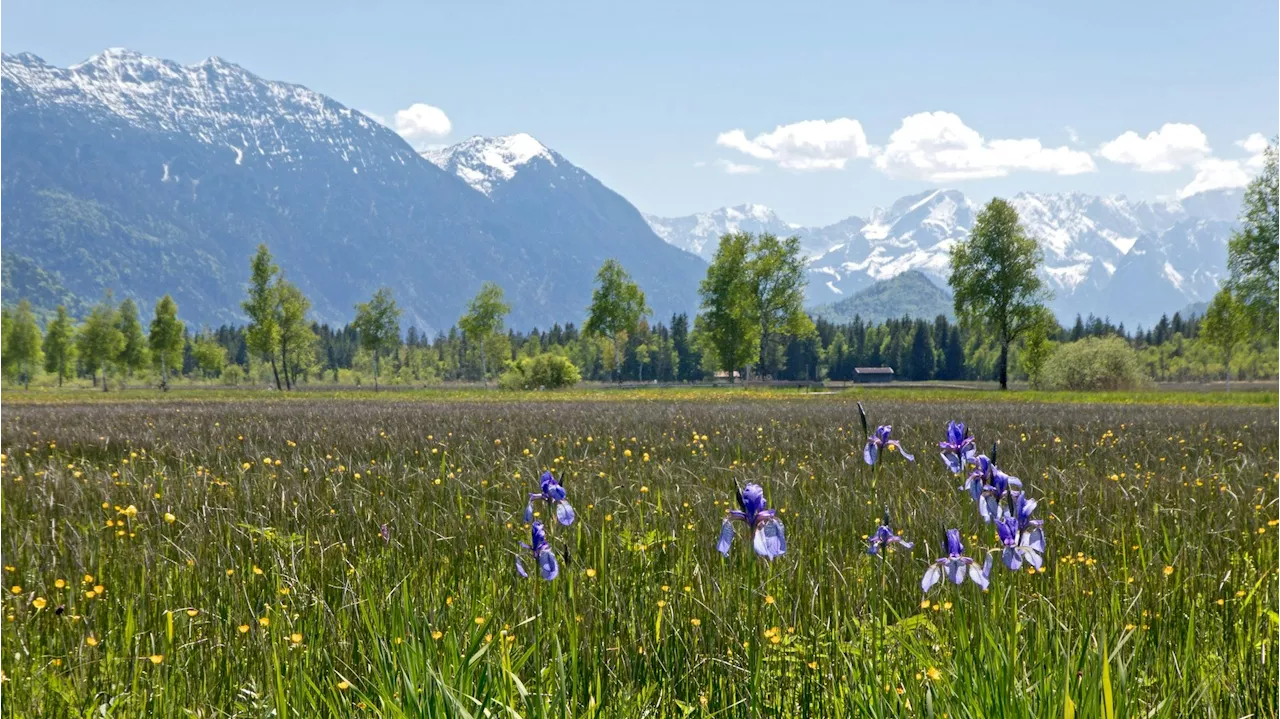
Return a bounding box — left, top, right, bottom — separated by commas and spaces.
862, 222, 890, 241
422, 133, 554, 195
229, 144, 244, 165
825, 281, 843, 295
1163, 262, 1185, 292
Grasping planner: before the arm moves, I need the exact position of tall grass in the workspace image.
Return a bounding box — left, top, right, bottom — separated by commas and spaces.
1, 398, 1275, 717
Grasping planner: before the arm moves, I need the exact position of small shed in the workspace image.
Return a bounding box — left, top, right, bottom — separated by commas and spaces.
854, 367, 894, 384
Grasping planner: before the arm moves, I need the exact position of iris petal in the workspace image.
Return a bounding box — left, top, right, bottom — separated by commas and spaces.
515, 556, 528, 579
1002, 547, 1021, 571
946, 559, 966, 585
538, 548, 559, 580
969, 560, 991, 589
864, 441, 878, 466
716, 521, 735, 557
523, 502, 534, 523
1020, 546, 1043, 570
753, 519, 786, 559
942, 451, 962, 474
921, 565, 942, 592
555, 500, 576, 526
889, 440, 915, 462
1026, 527, 1046, 553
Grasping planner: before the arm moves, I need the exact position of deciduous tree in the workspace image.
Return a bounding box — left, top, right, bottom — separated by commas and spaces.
949, 198, 1050, 390
352, 287, 402, 391
43, 305, 76, 387
458, 282, 511, 388
1226, 141, 1278, 341
584, 260, 650, 383
1201, 287, 1251, 391
77, 296, 126, 392
148, 295, 184, 390
697, 232, 757, 381
243, 244, 283, 390
3, 300, 43, 388
116, 298, 148, 380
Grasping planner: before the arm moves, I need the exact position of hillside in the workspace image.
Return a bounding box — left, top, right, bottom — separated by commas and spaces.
809, 270, 952, 324
0, 50, 704, 331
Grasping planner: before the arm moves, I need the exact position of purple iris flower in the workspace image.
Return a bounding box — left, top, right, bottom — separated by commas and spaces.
525, 470, 575, 526
922, 529, 992, 592
864, 425, 915, 466
938, 421, 977, 475
964, 456, 1023, 522
867, 511, 914, 556
998, 493, 1046, 570
716, 483, 786, 560
515, 520, 559, 580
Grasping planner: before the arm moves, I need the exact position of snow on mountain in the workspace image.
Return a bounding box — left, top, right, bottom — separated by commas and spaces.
642, 203, 800, 260
3, 48, 394, 171
1, 49, 705, 330
645, 188, 1239, 326
421, 133, 557, 195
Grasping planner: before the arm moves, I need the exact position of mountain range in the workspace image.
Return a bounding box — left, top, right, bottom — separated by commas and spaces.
645, 188, 1241, 327
1, 48, 1242, 332
0, 49, 703, 332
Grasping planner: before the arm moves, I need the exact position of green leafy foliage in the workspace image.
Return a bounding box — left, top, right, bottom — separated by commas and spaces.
458, 282, 511, 388
352, 287, 402, 390
1225, 141, 1278, 340
949, 198, 1050, 389
584, 260, 650, 381
498, 352, 582, 390
1039, 336, 1151, 391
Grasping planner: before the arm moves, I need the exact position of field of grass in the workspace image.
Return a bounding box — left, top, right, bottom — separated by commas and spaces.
2, 381, 1276, 408
1, 396, 1276, 717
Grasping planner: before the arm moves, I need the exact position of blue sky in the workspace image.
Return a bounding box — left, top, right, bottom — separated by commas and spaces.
4, 0, 1276, 226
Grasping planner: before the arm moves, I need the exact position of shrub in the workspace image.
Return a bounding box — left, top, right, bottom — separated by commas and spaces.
1039, 336, 1151, 391
498, 353, 582, 390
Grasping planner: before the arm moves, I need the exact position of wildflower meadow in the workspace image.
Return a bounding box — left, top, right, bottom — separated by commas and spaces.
1, 395, 1276, 717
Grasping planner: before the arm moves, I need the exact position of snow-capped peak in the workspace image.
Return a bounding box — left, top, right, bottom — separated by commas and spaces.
421, 133, 556, 195
1, 47, 385, 162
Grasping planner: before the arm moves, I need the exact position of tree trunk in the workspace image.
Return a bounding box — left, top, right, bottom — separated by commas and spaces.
160, 356, 168, 392
998, 341, 1009, 391
1225, 356, 1231, 392
269, 356, 282, 391
373, 352, 380, 392
280, 338, 292, 390
102, 367, 110, 392
480, 344, 488, 389
613, 336, 620, 383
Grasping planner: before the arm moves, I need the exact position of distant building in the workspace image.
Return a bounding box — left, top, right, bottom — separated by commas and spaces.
854, 367, 894, 383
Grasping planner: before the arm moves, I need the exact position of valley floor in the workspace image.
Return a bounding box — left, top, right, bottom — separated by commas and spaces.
1, 395, 1276, 716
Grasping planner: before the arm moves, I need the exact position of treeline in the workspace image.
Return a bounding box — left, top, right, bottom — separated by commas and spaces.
2, 144, 1274, 390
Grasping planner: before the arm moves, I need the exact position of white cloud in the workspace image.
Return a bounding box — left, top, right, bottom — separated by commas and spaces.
1066, 126, 1081, 144
361, 109, 388, 126
1179, 158, 1251, 198
1179, 133, 1272, 198
392, 103, 452, 147
716, 159, 761, 175
1238, 132, 1270, 169
1097, 123, 1210, 172
715, 118, 872, 170
874, 111, 1095, 181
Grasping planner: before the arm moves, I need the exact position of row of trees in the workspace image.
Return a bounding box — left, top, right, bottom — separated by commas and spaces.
2, 293, 185, 391
3, 145, 1273, 390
